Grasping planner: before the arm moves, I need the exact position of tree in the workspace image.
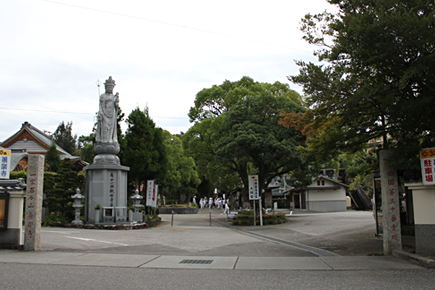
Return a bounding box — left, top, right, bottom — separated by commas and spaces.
76, 133, 95, 164
122, 107, 168, 192
183, 117, 242, 194
282, 0, 435, 169
185, 77, 308, 194
215, 83, 308, 192
45, 139, 61, 172
45, 159, 78, 220
52, 121, 77, 155
160, 131, 201, 200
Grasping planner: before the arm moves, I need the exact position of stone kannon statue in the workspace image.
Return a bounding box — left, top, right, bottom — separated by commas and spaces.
94, 76, 120, 157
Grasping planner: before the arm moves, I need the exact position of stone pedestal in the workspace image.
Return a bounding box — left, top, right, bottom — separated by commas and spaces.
85, 163, 130, 225
404, 182, 435, 255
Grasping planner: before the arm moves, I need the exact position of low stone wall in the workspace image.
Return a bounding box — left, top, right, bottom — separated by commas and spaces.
159, 207, 198, 214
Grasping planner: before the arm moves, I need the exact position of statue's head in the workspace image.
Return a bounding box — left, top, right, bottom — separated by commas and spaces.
104, 76, 116, 93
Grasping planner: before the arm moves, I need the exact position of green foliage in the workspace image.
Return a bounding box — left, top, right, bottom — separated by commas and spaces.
95, 204, 101, 210
44, 159, 78, 221
185, 77, 309, 194
10, 170, 27, 181
52, 121, 77, 155
45, 139, 61, 172
289, 0, 435, 169
216, 84, 308, 191
232, 212, 287, 225
42, 214, 66, 226
160, 131, 200, 200
343, 150, 379, 195
122, 107, 168, 194
77, 133, 95, 164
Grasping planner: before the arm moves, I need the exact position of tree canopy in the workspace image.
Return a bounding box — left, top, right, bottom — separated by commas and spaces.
185, 77, 308, 194
281, 0, 435, 169
160, 131, 201, 200
121, 107, 168, 191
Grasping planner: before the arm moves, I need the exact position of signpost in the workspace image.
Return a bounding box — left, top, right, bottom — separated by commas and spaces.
421, 148, 435, 185
146, 180, 155, 208
0, 149, 11, 180
249, 175, 262, 226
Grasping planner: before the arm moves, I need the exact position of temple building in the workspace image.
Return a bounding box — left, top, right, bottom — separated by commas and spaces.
0, 121, 87, 172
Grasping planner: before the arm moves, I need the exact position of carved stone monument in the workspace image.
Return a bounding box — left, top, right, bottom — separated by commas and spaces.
85, 76, 130, 225
24, 154, 44, 251
380, 150, 402, 255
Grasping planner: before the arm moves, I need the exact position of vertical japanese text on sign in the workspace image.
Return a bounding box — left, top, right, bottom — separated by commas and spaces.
421, 148, 435, 185
0, 149, 11, 179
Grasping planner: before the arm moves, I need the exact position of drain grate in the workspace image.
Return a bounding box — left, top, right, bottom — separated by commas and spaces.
179, 259, 213, 265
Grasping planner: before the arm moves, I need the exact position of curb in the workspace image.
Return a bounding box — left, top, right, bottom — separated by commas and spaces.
392, 249, 435, 269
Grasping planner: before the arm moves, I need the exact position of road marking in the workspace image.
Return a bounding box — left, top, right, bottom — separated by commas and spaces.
213, 219, 340, 257
66, 236, 129, 246
43, 231, 80, 234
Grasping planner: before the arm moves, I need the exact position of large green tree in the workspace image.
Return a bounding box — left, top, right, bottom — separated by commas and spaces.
215, 82, 308, 192
282, 0, 435, 169
122, 107, 168, 192
186, 77, 308, 194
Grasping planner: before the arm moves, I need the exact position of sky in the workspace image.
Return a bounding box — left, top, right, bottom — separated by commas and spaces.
0, 0, 336, 142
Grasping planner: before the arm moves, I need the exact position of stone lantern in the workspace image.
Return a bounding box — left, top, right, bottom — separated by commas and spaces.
131, 189, 144, 223
71, 188, 84, 225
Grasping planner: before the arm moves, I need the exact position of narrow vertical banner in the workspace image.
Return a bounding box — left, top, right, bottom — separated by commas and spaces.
248, 175, 259, 200
24, 154, 44, 251
146, 180, 155, 207
152, 185, 158, 208
0, 149, 11, 179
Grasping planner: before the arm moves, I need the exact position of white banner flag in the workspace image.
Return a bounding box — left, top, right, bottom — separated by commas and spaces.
146, 180, 155, 207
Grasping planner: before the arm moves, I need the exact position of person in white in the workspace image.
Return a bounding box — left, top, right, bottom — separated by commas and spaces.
193, 196, 196, 204
223, 202, 229, 215
199, 198, 204, 209
209, 198, 213, 209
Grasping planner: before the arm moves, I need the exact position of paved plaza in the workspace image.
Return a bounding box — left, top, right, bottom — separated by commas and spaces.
1, 209, 434, 289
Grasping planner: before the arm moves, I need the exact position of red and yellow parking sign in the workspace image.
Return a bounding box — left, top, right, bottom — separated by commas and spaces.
421, 148, 435, 185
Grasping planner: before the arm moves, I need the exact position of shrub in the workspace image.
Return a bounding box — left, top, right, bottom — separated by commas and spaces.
42, 214, 66, 226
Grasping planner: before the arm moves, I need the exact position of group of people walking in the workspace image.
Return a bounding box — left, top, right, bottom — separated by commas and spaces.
199, 197, 230, 214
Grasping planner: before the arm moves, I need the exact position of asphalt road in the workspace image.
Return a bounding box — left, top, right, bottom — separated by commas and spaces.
1, 263, 434, 290
2, 209, 433, 290
40, 209, 384, 256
